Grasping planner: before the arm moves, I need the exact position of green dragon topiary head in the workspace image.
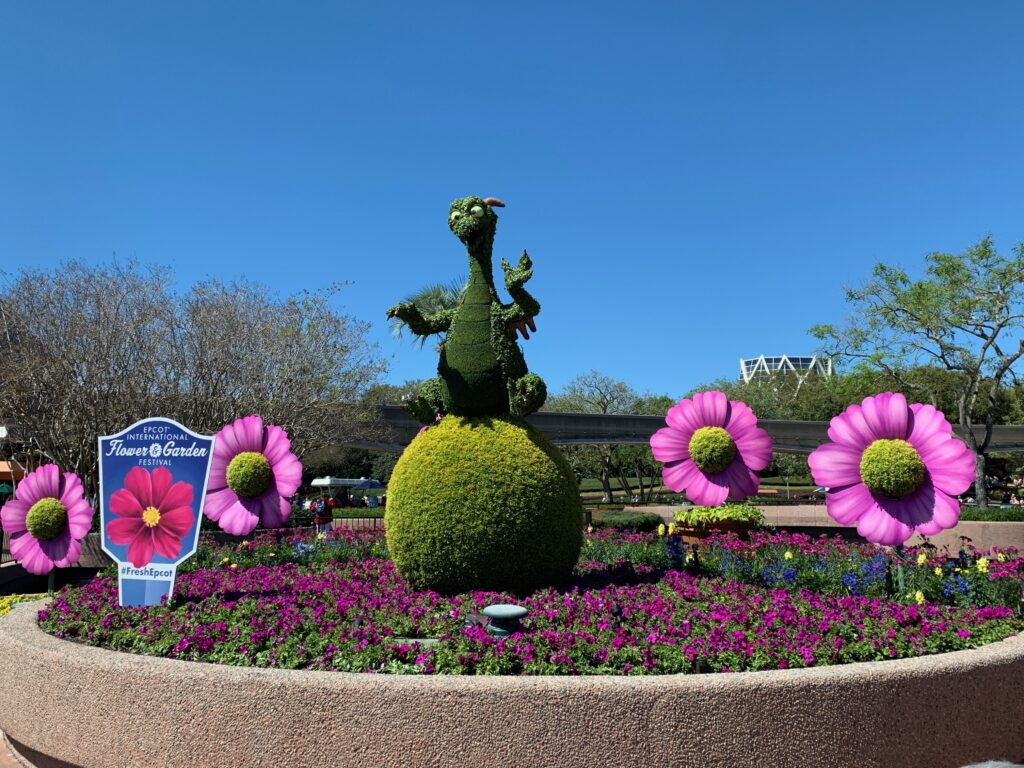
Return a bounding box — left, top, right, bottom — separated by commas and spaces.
448, 196, 503, 247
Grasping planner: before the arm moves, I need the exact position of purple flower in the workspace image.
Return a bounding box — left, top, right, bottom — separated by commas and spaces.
0, 465, 93, 575
204, 416, 303, 535
650, 391, 773, 506
808, 393, 975, 546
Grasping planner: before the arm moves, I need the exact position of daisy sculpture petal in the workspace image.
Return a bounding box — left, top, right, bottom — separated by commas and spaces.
0, 464, 94, 575
650, 391, 773, 506
807, 392, 976, 546
204, 415, 303, 536
107, 466, 195, 568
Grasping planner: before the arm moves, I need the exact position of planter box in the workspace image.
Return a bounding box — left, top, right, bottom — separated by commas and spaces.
675, 520, 758, 546
1, 602, 1023, 768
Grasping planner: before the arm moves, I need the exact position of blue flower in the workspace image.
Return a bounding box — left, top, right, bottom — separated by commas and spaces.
782, 568, 797, 584
842, 572, 860, 596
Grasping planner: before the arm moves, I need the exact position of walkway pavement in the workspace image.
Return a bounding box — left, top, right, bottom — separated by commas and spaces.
0, 733, 30, 768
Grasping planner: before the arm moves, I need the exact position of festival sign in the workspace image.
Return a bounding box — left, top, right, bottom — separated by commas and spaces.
99, 418, 215, 606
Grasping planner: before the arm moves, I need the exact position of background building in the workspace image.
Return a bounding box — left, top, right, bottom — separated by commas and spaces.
739, 354, 832, 385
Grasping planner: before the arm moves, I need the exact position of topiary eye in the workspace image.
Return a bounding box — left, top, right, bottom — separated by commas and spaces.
470, 206, 484, 218
450, 211, 461, 221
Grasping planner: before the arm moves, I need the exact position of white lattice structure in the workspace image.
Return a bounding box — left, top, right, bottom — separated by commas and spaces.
739, 354, 832, 384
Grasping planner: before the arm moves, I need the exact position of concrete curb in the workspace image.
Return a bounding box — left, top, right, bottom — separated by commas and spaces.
1, 601, 1022, 768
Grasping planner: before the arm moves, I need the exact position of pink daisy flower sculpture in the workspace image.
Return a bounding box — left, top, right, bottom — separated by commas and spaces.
0, 464, 94, 575
204, 415, 302, 535
650, 391, 773, 506
807, 392, 976, 546
107, 466, 195, 568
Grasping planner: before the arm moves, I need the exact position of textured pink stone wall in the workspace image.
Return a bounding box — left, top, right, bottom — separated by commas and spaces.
0, 603, 1022, 768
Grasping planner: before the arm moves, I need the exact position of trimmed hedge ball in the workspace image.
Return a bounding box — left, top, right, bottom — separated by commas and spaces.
386, 415, 583, 594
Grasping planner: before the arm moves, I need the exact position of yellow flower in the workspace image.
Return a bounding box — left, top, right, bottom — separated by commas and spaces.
684, 553, 693, 564
915, 591, 925, 605
917, 553, 927, 565
657, 524, 666, 536
997, 552, 1007, 563
586, 525, 593, 534
268, 552, 275, 558
667, 523, 676, 535
230, 563, 237, 570
221, 556, 230, 564
977, 558, 989, 574
784, 551, 793, 560
316, 532, 325, 541
934, 567, 942, 576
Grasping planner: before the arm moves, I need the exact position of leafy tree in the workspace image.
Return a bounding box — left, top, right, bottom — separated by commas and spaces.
811, 236, 1024, 507
546, 374, 674, 503
545, 370, 640, 502
387, 277, 467, 350
768, 453, 813, 499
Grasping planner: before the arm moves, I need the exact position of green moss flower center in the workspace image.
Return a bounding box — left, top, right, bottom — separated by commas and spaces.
859, 439, 926, 499
226, 452, 273, 498
26, 497, 68, 541
688, 427, 737, 474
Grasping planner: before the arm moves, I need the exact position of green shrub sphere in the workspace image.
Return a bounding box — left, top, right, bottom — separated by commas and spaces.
386, 415, 583, 594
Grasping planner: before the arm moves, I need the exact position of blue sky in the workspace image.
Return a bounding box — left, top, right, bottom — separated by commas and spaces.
3, 2, 1023, 399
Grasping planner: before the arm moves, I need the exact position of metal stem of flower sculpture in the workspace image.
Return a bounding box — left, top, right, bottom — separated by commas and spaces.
386, 196, 546, 422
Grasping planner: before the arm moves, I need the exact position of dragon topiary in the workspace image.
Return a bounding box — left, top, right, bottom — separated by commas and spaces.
386, 196, 547, 423
384, 196, 582, 595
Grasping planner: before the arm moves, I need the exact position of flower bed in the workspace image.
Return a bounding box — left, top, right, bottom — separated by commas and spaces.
37, 529, 1024, 675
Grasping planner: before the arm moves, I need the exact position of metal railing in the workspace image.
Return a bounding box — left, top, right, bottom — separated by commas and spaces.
1, 531, 11, 565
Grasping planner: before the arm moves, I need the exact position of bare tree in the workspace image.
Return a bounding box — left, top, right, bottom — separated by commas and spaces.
0, 260, 386, 498
545, 370, 640, 502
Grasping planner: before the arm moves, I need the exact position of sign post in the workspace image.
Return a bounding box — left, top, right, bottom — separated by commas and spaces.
98, 418, 215, 607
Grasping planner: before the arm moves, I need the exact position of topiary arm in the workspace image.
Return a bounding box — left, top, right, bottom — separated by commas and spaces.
500, 251, 540, 327
386, 303, 456, 336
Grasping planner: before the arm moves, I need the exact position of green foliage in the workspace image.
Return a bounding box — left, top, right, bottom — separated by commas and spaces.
26, 498, 68, 541
591, 511, 663, 533
767, 453, 813, 484
858, 439, 925, 498
960, 506, 1024, 522
673, 505, 765, 527
385, 415, 582, 594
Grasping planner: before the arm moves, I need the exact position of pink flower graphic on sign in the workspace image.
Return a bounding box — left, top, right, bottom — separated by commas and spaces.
107, 466, 195, 567
0, 464, 94, 575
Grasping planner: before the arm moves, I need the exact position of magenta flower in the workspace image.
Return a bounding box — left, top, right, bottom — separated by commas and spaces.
108, 466, 195, 568
204, 415, 302, 535
0, 465, 94, 575
650, 391, 773, 506
807, 392, 976, 546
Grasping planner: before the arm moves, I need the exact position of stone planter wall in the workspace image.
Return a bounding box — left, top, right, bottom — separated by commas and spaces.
1, 603, 1022, 768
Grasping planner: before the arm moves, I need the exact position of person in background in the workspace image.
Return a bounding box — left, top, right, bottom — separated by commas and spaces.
313, 496, 332, 534
367, 493, 379, 509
